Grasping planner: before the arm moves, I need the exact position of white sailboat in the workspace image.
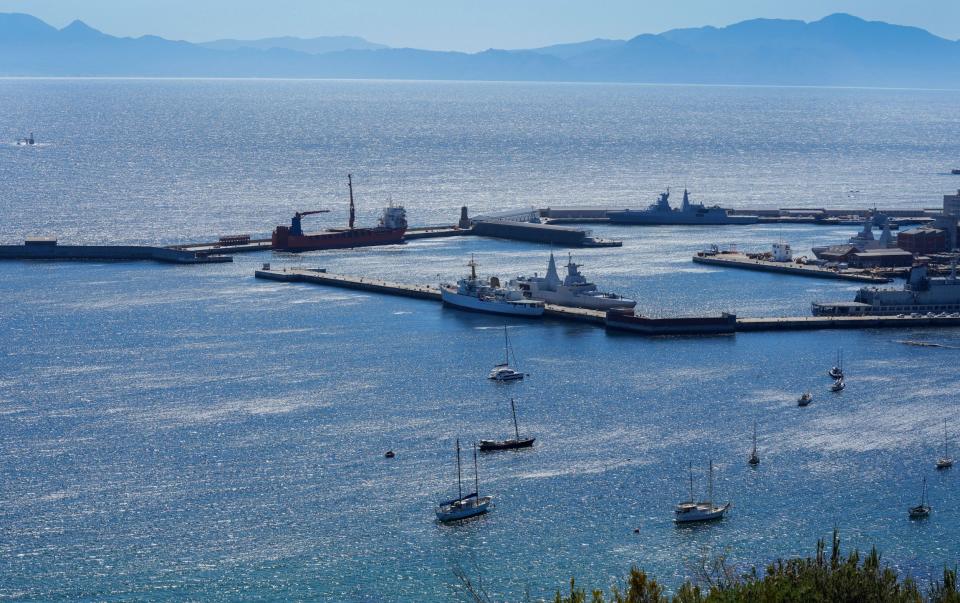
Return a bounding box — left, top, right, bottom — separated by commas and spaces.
937, 419, 954, 470
828, 350, 844, 379
489, 325, 525, 381
436, 439, 493, 523
674, 460, 730, 524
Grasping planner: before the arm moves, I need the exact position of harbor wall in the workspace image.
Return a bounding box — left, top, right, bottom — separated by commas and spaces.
255, 267, 960, 335
0, 244, 230, 264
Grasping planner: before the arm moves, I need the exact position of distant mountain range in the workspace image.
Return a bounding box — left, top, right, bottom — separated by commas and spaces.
2, 12, 959, 87
198, 36, 386, 54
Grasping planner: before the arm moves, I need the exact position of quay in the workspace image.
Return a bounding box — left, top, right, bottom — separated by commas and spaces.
539, 206, 933, 225
0, 239, 231, 264
254, 267, 605, 322
692, 252, 891, 283
253, 266, 960, 335
172, 226, 470, 256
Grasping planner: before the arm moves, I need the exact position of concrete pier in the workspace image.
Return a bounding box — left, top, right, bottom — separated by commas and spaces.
692, 252, 891, 283
0, 240, 231, 264
254, 267, 960, 335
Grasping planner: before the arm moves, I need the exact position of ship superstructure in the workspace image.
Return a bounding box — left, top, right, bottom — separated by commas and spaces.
811, 264, 960, 316
271, 174, 407, 251
511, 252, 635, 310
607, 189, 758, 225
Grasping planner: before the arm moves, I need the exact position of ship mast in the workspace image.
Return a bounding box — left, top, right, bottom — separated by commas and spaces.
511, 398, 520, 441
456, 438, 462, 501
473, 443, 480, 498
348, 173, 356, 230
707, 459, 714, 506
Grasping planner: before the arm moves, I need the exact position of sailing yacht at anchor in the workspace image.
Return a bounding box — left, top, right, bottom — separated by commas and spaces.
435, 439, 493, 523
937, 419, 954, 470
489, 324, 526, 382
479, 398, 535, 451
674, 460, 730, 524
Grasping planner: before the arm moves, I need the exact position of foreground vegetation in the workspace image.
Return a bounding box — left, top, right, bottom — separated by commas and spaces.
550, 531, 959, 603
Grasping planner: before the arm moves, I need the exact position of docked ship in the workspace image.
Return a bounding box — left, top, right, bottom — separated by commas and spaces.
510, 252, 636, 310
811, 264, 960, 316
605, 308, 737, 335
271, 174, 407, 252
441, 258, 545, 317
606, 189, 758, 225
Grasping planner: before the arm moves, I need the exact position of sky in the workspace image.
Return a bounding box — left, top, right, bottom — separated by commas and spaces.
1, 0, 959, 51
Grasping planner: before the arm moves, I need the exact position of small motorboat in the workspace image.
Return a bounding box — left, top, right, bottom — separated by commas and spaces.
830, 378, 845, 392
674, 460, 730, 524
936, 418, 953, 470
479, 398, 536, 452
909, 477, 931, 519
384, 450, 395, 458
15, 133, 35, 146
797, 392, 813, 407
952, 169, 960, 175
436, 440, 493, 523
748, 422, 760, 466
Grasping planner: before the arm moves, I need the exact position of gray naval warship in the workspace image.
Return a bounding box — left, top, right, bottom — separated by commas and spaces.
606, 189, 758, 225
811, 264, 960, 316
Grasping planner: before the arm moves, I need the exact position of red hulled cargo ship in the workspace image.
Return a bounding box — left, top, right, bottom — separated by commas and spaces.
271, 175, 407, 252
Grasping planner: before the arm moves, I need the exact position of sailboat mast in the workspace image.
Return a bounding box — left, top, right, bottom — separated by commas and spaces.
473, 443, 480, 498
504, 324, 510, 366
752, 422, 757, 456
511, 398, 520, 440
347, 174, 356, 230
456, 438, 462, 501
688, 461, 694, 502
945, 419, 950, 457
708, 459, 714, 506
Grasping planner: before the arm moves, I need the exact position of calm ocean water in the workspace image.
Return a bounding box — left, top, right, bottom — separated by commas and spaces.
2, 79, 960, 601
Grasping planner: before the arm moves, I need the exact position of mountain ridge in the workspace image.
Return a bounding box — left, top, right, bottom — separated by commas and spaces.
1, 12, 958, 87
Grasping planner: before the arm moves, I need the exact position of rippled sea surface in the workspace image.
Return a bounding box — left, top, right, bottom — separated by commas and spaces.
2, 80, 960, 601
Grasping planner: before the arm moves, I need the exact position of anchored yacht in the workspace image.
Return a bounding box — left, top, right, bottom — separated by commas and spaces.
674, 460, 730, 524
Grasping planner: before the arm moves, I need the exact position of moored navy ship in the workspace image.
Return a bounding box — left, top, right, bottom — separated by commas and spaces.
510, 252, 635, 310
441, 257, 545, 317
607, 189, 758, 225
271, 174, 407, 252
811, 264, 960, 316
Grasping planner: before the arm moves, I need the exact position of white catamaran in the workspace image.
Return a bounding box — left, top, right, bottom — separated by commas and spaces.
489, 324, 526, 381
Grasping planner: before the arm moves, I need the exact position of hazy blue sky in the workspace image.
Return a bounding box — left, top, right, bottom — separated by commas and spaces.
2, 0, 959, 50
